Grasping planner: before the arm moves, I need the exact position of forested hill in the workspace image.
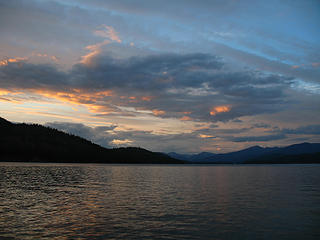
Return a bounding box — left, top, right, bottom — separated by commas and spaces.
0, 117, 182, 164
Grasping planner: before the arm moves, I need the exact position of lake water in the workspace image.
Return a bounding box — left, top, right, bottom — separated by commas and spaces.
0, 163, 319, 240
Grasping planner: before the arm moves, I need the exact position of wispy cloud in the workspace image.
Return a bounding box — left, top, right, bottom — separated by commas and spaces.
111, 139, 133, 145
81, 25, 122, 65
198, 134, 215, 139
80, 40, 111, 65
94, 25, 122, 43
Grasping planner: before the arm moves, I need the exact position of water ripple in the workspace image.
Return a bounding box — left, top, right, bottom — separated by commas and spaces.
1, 163, 320, 239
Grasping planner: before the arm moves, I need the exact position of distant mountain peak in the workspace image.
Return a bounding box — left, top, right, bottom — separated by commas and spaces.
247, 145, 263, 150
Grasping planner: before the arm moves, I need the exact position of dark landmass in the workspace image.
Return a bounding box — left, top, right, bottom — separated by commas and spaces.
0, 117, 183, 164
244, 152, 320, 164
1, 117, 319, 164
172, 143, 320, 164
167, 151, 216, 162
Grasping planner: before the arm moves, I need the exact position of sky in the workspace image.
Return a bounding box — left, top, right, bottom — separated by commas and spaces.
0, 0, 320, 153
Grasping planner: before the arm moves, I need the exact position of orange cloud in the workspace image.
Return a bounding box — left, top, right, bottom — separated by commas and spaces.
0, 89, 11, 95
291, 65, 300, 69
141, 96, 153, 101
38, 89, 112, 104
0, 57, 28, 66
111, 139, 133, 145
87, 105, 113, 114
31, 52, 59, 61
117, 95, 154, 103
94, 25, 121, 43
0, 87, 117, 117
5, 88, 115, 115
80, 40, 110, 65
180, 116, 192, 121
83, 25, 121, 65
0, 89, 26, 103
152, 109, 166, 116
0, 97, 13, 102
198, 134, 215, 138
127, 96, 154, 102
210, 105, 231, 116
51, 56, 59, 62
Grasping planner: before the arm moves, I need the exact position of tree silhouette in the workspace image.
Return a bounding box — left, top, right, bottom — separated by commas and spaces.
0, 117, 183, 164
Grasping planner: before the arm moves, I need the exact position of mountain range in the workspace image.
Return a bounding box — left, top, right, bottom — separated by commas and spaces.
1, 117, 319, 164
167, 152, 217, 162
168, 143, 320, 164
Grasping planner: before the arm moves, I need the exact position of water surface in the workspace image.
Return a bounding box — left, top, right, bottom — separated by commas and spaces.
1, 163, 319, 239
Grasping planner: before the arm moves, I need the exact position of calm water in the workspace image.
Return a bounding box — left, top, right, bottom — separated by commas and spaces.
0, 163, 319, 240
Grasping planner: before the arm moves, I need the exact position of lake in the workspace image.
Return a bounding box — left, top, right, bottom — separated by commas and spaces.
0, 163, 319, 239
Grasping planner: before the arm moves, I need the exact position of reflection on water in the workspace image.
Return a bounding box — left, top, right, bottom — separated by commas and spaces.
1, 163, 320, 239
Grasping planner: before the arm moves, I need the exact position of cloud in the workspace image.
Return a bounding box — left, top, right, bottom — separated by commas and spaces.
70, 52, 294, 122
45, 120, 320, 153
279, 125, 320, 135
0, 61, 67, 90
210, 105, 231, 116
252, 123, 271, 128
81, 25, 122, 65
0, 51, 297, 123
195, 127, 250, 135
0, 57, 28, 66
228, 134, 287, 142
94, 25, 121, 43
198, 134, 215, 139
46, 122, 117, 148
2, 0, 319, 83
45, 121, 216, 152
180, 116, 192, 121
152, 109, 166, 116
80, 40, 111, 65
111, 139, 133, 145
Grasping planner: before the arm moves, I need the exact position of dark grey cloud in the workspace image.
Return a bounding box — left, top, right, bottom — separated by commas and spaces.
279, 125, 320, 135
195, 127, 250, 135
228, 134, 287, 142
72, 53, 223, 90
2, 0, 319, 80
45, 122, 116, 148
74, 0, 320, 79
0, 51, 296, 122
253, 123, 272, 128
73, 53, 295, 122
0, 62, 68, 90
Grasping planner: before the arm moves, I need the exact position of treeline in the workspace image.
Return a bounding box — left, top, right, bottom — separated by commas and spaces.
0, 117, 182, 164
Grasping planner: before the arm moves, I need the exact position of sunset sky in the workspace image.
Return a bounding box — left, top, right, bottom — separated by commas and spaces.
1, 0, 320, 153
